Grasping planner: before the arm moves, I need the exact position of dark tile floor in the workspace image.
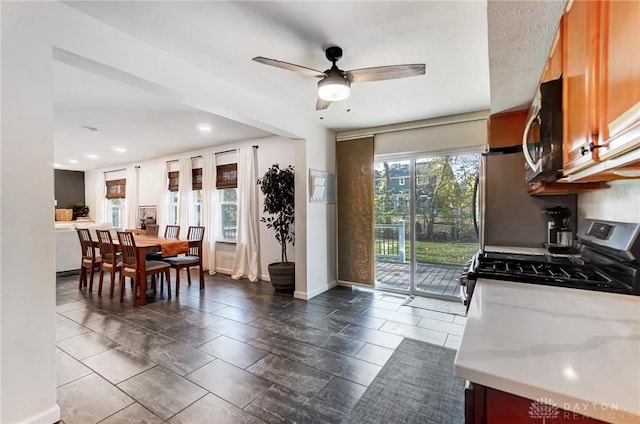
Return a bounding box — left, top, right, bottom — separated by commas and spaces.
56, 271, 465, 423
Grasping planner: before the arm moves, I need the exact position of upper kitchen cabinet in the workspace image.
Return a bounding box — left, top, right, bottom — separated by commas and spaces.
541, 19, 563, 84
487, 110, 528, 149
562, 0, 601, 175
596, 0, 640, 161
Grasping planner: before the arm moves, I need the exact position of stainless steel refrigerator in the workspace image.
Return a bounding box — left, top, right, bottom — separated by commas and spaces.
480, 149, 576, 248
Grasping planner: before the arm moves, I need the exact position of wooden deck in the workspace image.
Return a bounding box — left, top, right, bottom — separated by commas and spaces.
375, 260, 463, 298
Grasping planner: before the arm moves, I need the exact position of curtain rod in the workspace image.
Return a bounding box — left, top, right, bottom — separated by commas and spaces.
166, 155, 203, 164
215, 148, 238, 155
104, 168, 126, 174
165, 147, 250, 163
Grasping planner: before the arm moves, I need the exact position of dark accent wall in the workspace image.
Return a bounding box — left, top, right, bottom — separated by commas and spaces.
55, 169, 85, 208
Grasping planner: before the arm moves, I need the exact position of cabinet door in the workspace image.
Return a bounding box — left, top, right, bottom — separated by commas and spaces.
562, 0, 600, 174
542, 23, 563, 84
597, 0, 640, 160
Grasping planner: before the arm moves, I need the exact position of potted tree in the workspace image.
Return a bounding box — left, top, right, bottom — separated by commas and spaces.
257, 164, 295, 293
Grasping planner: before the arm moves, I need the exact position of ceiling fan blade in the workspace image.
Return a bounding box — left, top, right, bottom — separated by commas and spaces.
316, 98, 331, 111
346, 64, 426, 83
252, 57, 325, 78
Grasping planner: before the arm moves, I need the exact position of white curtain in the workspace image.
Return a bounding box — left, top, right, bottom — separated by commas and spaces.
93, 171, 105, 224
177, 157, 192, 230
202, 153, 218, 274
156, 161, 168, 231
232, 146, 260, 282
124, 166, 139, 229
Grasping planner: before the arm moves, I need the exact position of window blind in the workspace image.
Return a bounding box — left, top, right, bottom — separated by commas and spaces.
168, 171, 179, 192
192, 168, 203, 190
105, 179, 126, 199
337, 137, 375, 285
216, 163, 237, 189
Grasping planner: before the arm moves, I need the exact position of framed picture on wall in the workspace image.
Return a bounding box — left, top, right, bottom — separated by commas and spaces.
137, 205, 157, 229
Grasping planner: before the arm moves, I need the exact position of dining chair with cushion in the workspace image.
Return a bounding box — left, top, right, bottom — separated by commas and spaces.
117, 231, 171, 305
145, 224, 159, 237
163, 226, 206, 294
146, 225, 181, 261
76, 228, 102, 291
95, 229, 122, 299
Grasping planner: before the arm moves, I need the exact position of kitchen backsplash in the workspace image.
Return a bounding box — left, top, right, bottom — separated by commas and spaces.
578, 180, 640, 224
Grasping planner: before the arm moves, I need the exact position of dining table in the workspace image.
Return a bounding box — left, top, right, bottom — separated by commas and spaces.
93, 234, 191, 306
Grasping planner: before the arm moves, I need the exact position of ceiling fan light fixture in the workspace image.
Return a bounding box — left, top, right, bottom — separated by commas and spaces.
318, 73, 351, 101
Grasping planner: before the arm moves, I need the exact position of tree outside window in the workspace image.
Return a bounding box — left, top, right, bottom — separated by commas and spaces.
106, 198, 124, 228
220, 188, 237, 241
192, 189, 203, 226
167, 191, 179, 225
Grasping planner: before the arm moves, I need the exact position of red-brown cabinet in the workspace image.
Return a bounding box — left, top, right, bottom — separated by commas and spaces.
465, 382, 608, 424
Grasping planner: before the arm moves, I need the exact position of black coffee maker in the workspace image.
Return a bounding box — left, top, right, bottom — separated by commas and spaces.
543, 206, 574, 252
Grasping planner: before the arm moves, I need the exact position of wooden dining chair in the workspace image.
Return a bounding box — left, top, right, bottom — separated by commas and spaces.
145, 224, 159, 237
95, 229, 122, 299
147, 225, 182, 261
164, 225, 180, 239
76, 228, 102, 291
117, 231, 171, 305
163, 226, 206, 294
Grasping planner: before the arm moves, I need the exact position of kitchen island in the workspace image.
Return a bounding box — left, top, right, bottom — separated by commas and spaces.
454, 278, 640, 424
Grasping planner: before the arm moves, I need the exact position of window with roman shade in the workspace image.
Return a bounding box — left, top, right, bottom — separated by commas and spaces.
216, 163, 237, 189
168, 171, 179, 192
192, 168, 202, 190
105, 179, 126, 199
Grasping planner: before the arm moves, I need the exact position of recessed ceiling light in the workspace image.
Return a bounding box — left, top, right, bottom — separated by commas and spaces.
83, 126, 99, 134
198, 124, 212, 132
87, 154, 99, 159
114, 147, 127, 153
67, 159, 78, 164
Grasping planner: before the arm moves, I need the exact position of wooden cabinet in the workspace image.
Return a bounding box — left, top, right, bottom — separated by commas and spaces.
562, 0, 601, 175
596, 0, 640, 160
541, 21, 563, 83
487, 110, 528, 149
465, 382, 608, 424
559, 0, 640, 180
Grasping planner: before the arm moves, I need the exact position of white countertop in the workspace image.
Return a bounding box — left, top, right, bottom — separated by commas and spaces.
454, 279, 640, 424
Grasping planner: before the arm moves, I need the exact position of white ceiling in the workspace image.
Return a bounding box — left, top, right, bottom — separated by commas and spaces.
55, 1, 564, 171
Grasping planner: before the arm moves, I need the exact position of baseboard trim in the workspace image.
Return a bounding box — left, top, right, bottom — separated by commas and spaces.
24, 404, 60, 424
337, 280, 376, 289
294, 280, 337, 300
214, 267, 232, 275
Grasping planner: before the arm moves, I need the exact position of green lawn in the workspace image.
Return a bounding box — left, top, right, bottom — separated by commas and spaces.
375, 240, 478, 266
414, 241, 478, 266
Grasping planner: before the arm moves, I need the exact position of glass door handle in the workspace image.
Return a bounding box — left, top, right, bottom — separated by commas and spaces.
472, 174, 479, 238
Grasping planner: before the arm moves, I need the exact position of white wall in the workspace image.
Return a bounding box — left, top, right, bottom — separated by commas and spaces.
578, 180, 640, 223
0, 3, 60, 423
44, 1, 337, 302
1, 1, 336, 422
86, 136, 297, 281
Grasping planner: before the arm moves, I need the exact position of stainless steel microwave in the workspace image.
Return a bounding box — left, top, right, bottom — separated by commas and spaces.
523, 77, 563, 183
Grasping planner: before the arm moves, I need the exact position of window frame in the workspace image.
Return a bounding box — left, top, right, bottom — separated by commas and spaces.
166, 190, 179, 226
105, 197, 125, 228
218, 187, 238, 242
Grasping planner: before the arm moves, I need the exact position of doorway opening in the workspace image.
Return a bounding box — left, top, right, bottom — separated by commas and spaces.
374, 153, 480, 300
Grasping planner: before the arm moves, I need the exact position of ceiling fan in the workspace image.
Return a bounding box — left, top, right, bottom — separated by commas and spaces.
253, 46, 426, 111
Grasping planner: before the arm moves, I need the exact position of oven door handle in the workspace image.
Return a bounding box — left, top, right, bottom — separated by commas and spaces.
522, 110, 540, 172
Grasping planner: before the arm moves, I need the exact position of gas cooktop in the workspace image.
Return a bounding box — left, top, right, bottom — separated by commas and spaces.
470, 251, 633, 294
461, 220, 640, 306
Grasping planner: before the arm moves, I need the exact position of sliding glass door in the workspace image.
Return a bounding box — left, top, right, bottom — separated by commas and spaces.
374, 153, 480, 299
374, 160, 411, 292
